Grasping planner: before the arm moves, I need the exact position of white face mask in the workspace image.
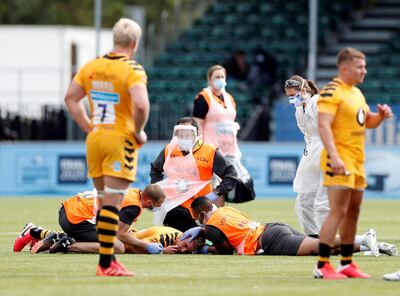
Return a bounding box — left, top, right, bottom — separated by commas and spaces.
213, 78, 227, 90
178, 139, 194, 151
173, 125, 197, 151
195, 204, 218, 226
146, 206, 162, 213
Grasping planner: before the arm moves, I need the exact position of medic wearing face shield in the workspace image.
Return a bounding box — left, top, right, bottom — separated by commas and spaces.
150, 117, 238, 232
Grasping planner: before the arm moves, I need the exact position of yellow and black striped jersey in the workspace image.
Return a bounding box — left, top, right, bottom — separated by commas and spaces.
131, 226, 182, 247
74, 52, 147, 134
318, 77, 369, 164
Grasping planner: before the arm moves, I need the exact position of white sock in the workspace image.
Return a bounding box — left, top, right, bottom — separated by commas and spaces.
360, 245, 369, 251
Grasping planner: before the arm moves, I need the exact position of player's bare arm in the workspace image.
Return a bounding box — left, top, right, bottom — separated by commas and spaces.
117, 221, 148, 252
130, 83, 150, 145
318, 112, 346, 175
64, 81, 90, 133
365, 104, 393, 128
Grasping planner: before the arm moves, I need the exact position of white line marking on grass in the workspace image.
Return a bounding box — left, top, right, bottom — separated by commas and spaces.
141, 273, 189, 277
0, 232, 18, 236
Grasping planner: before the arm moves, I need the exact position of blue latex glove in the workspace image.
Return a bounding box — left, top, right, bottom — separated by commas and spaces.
180, 226, 202, 242
145, 242, 164, 254
198, 245, 209, 254
205, 192, 218, 201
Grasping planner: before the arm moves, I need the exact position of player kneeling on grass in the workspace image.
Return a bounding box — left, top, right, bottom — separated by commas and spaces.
180, 196, 397, 257
150, 117, 238, 232
14, 184, 166, 255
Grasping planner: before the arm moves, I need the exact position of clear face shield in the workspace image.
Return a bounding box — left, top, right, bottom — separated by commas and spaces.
172, 125, 198, 152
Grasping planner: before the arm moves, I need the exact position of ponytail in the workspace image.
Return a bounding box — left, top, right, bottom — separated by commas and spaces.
285, 75, 319, 96
306, 80, 319, 96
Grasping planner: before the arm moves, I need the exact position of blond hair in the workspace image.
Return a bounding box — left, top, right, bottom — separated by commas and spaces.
337, 47, 365, 66
113, 18, 142, 47
284, 75, 319, 96
207, 64, 227, 80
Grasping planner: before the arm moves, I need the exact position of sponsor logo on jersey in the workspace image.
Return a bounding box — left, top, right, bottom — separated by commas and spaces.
357, 108, 365, 126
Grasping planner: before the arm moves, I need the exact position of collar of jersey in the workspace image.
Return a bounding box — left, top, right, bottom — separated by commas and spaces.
107, 52, 129, 59
333, 77, 352, 88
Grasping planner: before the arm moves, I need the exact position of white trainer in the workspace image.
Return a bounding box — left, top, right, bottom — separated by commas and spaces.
378, 242, 398, 256
361, 229, 380, 257
383, 270, 400, 281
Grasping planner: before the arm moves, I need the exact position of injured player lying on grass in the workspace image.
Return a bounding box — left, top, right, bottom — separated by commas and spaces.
13, 224, 207, 254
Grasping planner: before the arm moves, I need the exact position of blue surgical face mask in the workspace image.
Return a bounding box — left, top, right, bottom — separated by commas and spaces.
288, 93, 305, 107
213, 78, 227, 90
288, 79, 305, 107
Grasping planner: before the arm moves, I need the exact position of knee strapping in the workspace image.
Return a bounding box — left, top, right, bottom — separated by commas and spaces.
104, 186, 128, 196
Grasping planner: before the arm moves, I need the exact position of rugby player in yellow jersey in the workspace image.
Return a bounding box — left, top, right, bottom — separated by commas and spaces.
124, 226, 206, 254
314, 48, 393, 279
27, 225, 204, 255
64, 18, 150, 276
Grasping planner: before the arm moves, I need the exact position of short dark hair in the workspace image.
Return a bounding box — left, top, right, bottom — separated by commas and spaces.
192, 233, 206, 251
191, 196, 213, 213
176, 117, 199, 134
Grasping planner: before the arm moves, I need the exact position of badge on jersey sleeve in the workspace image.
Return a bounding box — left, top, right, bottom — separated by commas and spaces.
90, 90, 120, 124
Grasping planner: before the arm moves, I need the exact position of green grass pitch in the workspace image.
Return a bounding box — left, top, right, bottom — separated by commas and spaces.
0, 197, 399, 296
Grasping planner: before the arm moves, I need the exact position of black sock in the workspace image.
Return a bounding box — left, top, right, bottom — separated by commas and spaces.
30, 227, 53, 240
340, 244, 354, 266
318, 243, 332, 268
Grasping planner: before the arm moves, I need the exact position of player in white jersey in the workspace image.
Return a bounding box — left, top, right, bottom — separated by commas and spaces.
285, 75, 329, 237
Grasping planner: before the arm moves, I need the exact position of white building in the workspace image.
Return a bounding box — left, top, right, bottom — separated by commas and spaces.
0, 25, 113, 117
